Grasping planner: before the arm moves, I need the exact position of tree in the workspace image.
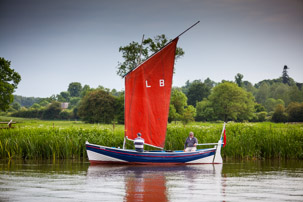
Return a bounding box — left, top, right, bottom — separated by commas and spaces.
255, 82, 269, 104
272, 104, 288, 123
80, 84, 91, 98
12, 102, 21, 111
181, 105, 196, 126
196, 99, 216, 121
68, 82, 82, 97
282, 65, 290, 85
0, 57, 21, 111
42, 101, 62, 120
170, 88, 187, 115
116, 34, 184, 77
168, 104, 178, 123
186, 80, 211, 107
78, 89, 116, 123
264, 98, 284, 112
58, 91, 70, 102
235, 73, 244, 87
286, 102, 303, 122
204, 77, 216, 89
209, 82, 255, 122
114, 92, 125, 124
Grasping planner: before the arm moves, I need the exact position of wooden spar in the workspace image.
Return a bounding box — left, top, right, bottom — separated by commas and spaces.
125, 136, 163, 150
122, 21, 200, 78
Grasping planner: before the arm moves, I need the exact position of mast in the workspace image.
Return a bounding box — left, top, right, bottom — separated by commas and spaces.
123, 21, 200, 78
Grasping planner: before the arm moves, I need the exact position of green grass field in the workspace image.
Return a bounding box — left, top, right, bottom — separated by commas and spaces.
0, 116, 302, 160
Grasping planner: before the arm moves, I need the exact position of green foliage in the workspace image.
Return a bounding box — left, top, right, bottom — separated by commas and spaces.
13, 95, 42, 107
43, 101, 62, 120
68, 82, 82, 97
57, 91, 70, 102
170, 88, 187, 114
264, 98, 284, 112
0, 57, 21, 111
186, 80, 210, 107
272, 104, 288, 123
209, 82, 255, 122
181, 105, 196, 126
168, 104, 178, 123
114, 93, 125, 124
195, 99, 216, 121
255, 82, 269, 105
286, 102, 303, 122
282, 65, 290, 85
30, 103, 41, 109
78, 89, 116, 123
116, 34, 184, 77
235, 73, 244, 87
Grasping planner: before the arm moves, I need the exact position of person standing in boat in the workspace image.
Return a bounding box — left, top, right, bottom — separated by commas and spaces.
184, 132, 198, 152
134, 133, 144, 152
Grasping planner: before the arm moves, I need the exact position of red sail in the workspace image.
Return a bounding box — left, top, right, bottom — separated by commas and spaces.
125, 38, 179, 148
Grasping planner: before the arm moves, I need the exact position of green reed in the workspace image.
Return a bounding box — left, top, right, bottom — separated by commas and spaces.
0, 122, 302, 160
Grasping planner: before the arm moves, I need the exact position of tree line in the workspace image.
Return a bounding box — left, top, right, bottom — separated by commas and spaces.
8, 67, 303, 123
2, 34, 302, 123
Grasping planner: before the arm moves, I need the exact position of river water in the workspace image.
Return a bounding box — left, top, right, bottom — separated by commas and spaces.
0, 160, 302, 202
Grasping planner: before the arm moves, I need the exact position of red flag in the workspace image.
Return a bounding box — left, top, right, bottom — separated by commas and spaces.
223, 129, 226, 147
125, 38, 179, 148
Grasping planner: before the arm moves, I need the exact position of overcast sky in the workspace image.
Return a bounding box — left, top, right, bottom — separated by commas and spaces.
1, 0, 302, 97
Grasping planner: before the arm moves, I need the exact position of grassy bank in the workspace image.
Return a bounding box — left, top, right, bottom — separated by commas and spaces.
0, 117, 302, 160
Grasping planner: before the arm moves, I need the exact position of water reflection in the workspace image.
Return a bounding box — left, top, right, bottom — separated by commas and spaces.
0, 160, 302, 201
87, 164, 224, 202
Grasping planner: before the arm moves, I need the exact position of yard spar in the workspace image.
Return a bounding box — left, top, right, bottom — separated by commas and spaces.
86, 21, 226, 164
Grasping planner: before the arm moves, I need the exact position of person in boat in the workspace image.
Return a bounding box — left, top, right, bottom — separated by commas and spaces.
134, 133, 144, 152
184, 132, 198, 152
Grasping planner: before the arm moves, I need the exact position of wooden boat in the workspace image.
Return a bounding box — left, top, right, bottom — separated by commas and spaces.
86, 22, 226, 164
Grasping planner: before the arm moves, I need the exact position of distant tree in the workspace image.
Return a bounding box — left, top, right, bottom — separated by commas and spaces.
288, 85, 303, 103
204, 77, 216, 89
30, 103, 41, 109
271, 104, 288, 123
68, 82, 82, 97
12, 102, 21, 111
286, 102, 303, 122
42, 101, 62, 120
69, 97, 81, 108
264, 98, 284, 112
39, 100, 49, 107
0, 57, 21, 111
186, 80, 211, 107
209, 82, 255, 122
255, 82, 269, 104
168, 104, 178, 123
80, 84, 91, 98
170, 88, 187, 115
235, 73, 244, 87
78, 89, 116, 123
257, 111, 267, 122
117, 34, 184, 77
270, 83, 291, 106
58, 91, 70, 102
196, 99, 216, 121
243, 81, 257, 94
282, 65, 290, 85
254, 103, 266, 112
181, 105, 196, 126
114, 93, 125, 124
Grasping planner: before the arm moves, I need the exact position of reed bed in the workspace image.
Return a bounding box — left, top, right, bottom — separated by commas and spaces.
0, 121, 302, 160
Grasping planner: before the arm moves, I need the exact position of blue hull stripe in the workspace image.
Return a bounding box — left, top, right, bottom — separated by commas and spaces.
86, 144, 216, 163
